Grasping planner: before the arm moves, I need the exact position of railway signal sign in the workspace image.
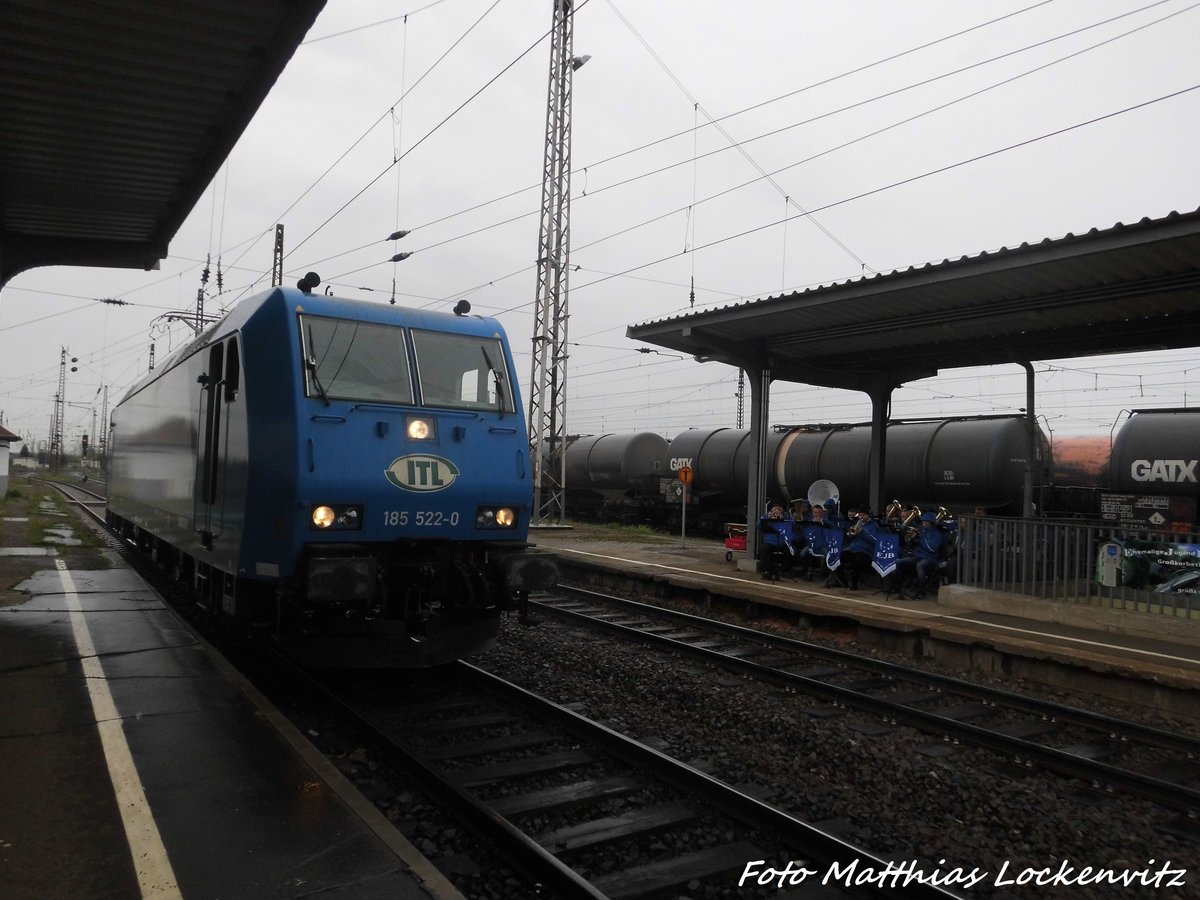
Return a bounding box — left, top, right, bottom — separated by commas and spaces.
677, 466, 694, 542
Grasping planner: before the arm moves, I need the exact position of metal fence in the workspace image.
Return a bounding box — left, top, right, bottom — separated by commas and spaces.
955, 515, 1200, 617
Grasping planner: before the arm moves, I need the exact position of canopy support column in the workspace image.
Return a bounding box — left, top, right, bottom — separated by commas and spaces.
1020, 361, 1036, 517
865, 379, 893, 517
744, 365, 771, 563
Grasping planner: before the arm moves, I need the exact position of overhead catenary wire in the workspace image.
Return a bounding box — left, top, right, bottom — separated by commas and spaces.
281, 0, 1077, 285
270, 0, 592, 279
557, 0, 1200, 278
390, 14, 411, 306
16, 62, 1190, 436
324, 0, 1173, 287
9, 3, 1196, 441
358, 74, 1200, 328
567, 83, 1200, 296
301, 0, 452, 45
6, 3, 583, 418
220, 0, 508, 295
16, 2, 1182, 321
318, 0, 1197, 304
605, 0, 873, 274
687, 101, 698, 308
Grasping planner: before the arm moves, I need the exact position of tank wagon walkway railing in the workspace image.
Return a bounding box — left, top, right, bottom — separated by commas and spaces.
956, 515, 1200, 618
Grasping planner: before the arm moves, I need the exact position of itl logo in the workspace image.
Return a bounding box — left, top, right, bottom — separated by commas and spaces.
1130, 459, 1198, 483
386, 455, 460, 491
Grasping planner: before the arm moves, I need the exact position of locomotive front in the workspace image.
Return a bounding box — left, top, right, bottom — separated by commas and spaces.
240, 289, 554, 666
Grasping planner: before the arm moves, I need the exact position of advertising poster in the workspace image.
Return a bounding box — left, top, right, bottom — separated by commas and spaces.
1104, 540, 1200, 594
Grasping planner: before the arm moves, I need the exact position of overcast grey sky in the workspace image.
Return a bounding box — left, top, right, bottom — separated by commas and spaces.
2, 0, 1198, 449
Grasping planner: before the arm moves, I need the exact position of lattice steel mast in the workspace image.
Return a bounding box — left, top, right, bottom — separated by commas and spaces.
50, 347, 76, 469
272, 224, 284, 287
528, 0, 584, 525
736, 369, 745, 428
99, 385, 109, 461
50, 348, 66, 468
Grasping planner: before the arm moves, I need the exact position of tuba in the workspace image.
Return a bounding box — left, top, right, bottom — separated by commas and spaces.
806, 479, 839, 508
884, 500, 904, 527
934, 506, 950, 525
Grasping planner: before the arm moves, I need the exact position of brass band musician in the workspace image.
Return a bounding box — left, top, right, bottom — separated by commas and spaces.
886, 511, 948, 599
840, 507, 881, 591
758, 492, 954, 593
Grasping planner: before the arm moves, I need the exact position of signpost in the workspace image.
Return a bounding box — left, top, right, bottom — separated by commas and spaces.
678, 465, 693, 542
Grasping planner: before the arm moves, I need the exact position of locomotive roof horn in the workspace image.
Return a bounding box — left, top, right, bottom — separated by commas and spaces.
297, 272, 321, 294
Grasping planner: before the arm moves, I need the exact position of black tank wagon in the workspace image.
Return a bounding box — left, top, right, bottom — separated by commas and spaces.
562, 411, 1200, 532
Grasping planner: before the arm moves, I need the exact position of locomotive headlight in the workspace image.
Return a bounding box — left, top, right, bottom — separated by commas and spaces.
310, 504, 364, 530
406, 416, 435, 440
476, 506, 518, 529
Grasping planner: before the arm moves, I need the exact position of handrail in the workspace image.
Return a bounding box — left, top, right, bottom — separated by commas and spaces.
956, 514, 1200, 614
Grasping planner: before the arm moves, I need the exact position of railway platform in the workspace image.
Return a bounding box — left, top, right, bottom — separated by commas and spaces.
0, 548, 464, 900
531, 524, 1200, 720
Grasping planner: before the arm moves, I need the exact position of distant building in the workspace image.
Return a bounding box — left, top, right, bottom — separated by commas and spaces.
0, 424, 22, 496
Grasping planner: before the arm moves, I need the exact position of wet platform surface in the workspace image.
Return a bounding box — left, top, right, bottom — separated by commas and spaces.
0, 557, 462, 900
531, 527, 1200, 700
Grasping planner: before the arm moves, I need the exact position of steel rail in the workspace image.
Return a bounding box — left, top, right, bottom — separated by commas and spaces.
549, 585, 1200, 756
274, 655, 611, 899
286, 654, 962, 900
459, 662, 962, 900
534, 591, 1200, 813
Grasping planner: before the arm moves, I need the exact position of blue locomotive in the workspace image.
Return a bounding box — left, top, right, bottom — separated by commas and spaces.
107, 277, 555, 667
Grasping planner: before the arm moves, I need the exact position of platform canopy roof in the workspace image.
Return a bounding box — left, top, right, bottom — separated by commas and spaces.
0, 0, 326, 288
627, 207, 1200, 395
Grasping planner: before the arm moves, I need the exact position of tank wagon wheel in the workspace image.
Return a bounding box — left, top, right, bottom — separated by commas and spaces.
725, 550, 733, 562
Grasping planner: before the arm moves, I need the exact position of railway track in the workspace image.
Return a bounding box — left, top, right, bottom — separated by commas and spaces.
39, 480, 1197, 891
530, 587, 1200, 830
287, 659, 962, 900
29, 490, 964, 896
40, 477, 107, 517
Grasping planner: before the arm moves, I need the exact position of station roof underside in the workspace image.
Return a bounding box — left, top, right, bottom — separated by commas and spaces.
0, 0, 326, 288
626, 207, 1200, 395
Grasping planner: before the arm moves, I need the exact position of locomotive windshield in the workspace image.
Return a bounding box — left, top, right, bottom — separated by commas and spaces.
412, 330, 515, 413
300, 315, 414, 405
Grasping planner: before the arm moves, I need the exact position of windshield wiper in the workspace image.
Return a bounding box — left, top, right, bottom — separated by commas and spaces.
306, 325, 331, 407
481, 345, 508, 416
